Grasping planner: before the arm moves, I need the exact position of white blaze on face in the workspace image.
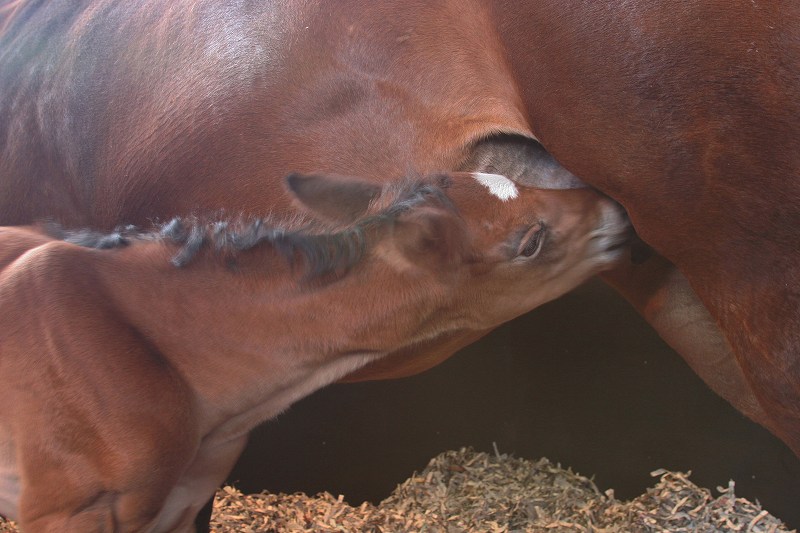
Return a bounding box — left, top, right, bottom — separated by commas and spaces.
471, 173, 519, 202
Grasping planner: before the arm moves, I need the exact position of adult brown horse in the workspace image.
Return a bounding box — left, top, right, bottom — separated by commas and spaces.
0, 171, 628, 532
1, 0, 799, 464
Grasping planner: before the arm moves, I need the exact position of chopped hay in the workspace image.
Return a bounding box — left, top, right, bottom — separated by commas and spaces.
0, 448, 793, 532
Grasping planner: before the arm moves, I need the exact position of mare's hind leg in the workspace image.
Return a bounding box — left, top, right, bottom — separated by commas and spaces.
601, 254, 773, 427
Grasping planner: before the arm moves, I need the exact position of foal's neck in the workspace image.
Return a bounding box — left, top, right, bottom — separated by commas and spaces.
101, 239, 449, 438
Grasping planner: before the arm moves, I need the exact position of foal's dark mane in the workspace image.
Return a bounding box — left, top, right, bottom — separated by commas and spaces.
48, 177, 453, 278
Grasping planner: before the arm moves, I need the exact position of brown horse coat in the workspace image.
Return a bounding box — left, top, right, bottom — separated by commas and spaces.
0, 0, 799, 457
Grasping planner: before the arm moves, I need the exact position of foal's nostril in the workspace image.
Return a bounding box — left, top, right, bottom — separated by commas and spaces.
596, 201, 631, 236
596, 204, 650, 265
589, 201, 635, 258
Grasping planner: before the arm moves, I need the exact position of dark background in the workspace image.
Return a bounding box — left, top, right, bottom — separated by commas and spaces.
227, 279, 800, 529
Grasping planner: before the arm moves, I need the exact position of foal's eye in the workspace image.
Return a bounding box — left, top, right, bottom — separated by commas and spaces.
517, 224, 546, 258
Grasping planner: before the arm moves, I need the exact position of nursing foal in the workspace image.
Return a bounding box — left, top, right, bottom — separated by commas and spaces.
0, 171, 628, 532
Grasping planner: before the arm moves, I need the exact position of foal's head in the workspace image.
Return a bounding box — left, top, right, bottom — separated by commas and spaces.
50, 170, 628, 326
286, 171, 630, 326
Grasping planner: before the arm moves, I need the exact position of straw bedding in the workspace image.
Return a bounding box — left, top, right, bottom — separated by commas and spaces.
0, 447, 792, 532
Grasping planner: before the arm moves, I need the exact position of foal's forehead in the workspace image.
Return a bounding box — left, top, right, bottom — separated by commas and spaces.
469, 173, 519, 202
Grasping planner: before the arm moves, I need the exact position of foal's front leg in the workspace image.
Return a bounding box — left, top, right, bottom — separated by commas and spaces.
18, 477, 174, 533
15, 436, 195, 533
14, 407, 198, 532
156, 434, 250, 533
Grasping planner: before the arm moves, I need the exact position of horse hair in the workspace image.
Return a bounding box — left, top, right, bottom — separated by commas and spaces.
46, 176, 454, 279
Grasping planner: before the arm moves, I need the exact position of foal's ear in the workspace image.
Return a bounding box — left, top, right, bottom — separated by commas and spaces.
285, 173, 383, 224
